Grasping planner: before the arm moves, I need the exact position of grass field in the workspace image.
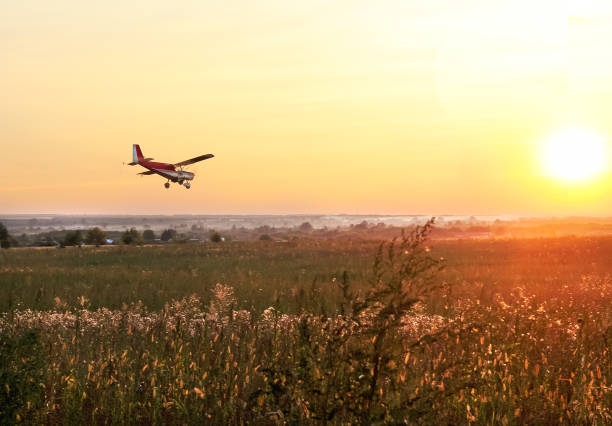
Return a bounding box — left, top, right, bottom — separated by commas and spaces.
1, 228, 612, 424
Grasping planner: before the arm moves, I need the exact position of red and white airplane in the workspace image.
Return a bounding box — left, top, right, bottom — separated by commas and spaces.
128, 144, 214, 189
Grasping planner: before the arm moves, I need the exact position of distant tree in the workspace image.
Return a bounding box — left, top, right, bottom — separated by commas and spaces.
353, 220, 369, 230
299, 222, 313, 232
160, 229, 177, 242
210, 232, 222, 243
85, 227, 106, 246
121, 228, 142, 245
0, 223, 8, 239
63, 230, 83, 246
259, 234, 272, 241
142, 229, 156, 241
0, 222, 11, 249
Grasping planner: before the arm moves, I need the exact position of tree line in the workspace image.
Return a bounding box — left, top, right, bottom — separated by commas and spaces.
0, 222, 224, 248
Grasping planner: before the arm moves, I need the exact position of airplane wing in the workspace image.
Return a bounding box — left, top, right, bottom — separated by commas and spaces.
174, 154, 214, 167
138, 171, 156, 176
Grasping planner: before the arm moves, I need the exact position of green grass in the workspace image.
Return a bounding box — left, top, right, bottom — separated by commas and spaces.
2, 236, 612, 312
0, 241, 375, 312
1, 234, 612, 424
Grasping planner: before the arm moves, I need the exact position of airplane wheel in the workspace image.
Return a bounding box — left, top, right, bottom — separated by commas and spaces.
184, 182, 191, 189
164, 182, 170, 189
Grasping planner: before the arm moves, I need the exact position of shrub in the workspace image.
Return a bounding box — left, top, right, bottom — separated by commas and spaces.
298, 222, 313, 232
0, 222, 11, 249
121, 228, 142, 245
85, 227, 106, 246
160, 229, 176, 242
286, 218, 446, 422
63, 230, 83, 246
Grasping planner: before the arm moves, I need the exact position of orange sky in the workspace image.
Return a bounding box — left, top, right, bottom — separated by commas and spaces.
1, 1, 612, 215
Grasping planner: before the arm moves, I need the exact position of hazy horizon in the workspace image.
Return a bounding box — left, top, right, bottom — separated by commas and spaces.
3, 212, 612, 220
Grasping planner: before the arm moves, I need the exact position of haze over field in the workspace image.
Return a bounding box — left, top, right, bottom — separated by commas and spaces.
2, 1, 612, 215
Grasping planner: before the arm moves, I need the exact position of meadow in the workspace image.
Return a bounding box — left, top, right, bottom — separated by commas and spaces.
1, 224, 611, 424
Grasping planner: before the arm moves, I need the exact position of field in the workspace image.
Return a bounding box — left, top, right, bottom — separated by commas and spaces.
1, 227, 612, 424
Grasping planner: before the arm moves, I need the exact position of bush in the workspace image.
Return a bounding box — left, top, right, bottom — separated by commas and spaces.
353, 220, 369, 230
63, 230, 83, 247
160, 229, 177, 242
0, 222, 11, 249
298, 222, 313, 232
142, 229, 156, 241
285, 218, 446, 422
85, 227, 106, 246
121, 228, 142, 245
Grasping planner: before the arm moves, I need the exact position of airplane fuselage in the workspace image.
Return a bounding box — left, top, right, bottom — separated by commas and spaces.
141, 160, 195, 182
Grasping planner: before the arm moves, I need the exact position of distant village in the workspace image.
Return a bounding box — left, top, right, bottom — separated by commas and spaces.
1, 214, 612, 248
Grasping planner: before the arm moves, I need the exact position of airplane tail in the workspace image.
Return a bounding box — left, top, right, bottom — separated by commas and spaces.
132, 144, 144, 164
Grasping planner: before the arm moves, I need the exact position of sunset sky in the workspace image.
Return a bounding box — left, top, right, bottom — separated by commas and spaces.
1, 0, 612, 215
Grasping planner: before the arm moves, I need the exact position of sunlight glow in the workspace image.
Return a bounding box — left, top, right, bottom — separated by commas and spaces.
541, 126, 609, 183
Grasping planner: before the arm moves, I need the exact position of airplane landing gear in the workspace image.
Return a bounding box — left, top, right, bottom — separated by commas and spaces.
184, 182, 191, 189
164, 182, 170, 189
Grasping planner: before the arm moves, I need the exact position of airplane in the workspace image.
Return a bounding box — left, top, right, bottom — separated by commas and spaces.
127, 144, 214, 189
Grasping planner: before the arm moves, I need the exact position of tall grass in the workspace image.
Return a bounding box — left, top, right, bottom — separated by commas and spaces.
1, 224, 611, 423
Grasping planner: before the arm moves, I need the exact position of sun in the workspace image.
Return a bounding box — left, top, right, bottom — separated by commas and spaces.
540, 126, 609, 183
